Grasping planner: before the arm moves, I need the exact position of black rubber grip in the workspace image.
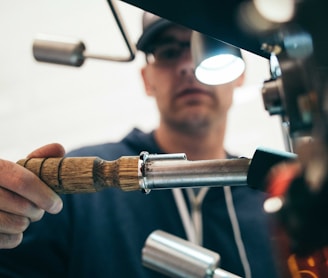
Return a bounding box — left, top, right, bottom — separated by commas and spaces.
247, 147, 297, 191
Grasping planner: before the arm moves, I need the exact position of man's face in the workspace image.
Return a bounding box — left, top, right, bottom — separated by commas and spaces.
141, 25, 242, 135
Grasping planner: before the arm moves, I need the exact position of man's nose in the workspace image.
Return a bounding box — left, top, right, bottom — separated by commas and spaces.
176, 50, 196, 77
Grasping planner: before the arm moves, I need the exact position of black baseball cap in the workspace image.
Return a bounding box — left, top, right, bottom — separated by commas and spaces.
136, 12, 176, 53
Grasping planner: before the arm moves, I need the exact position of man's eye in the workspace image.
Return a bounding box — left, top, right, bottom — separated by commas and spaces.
156, 47, 181, 60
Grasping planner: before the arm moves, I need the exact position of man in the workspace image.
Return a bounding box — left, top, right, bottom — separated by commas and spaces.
0, 12, 278, 277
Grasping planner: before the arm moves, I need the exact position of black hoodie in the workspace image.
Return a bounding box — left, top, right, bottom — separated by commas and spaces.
0, 128, 278, 278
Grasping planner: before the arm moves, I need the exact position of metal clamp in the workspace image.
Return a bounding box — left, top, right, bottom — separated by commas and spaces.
138, 151, 187, 193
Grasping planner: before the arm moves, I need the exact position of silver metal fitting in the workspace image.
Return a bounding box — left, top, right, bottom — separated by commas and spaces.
139, 152, 187, 193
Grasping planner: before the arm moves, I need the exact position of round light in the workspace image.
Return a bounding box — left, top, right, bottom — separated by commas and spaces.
254, 0, 295, 23
263, 196, 283, 213
195, 54, 245, 85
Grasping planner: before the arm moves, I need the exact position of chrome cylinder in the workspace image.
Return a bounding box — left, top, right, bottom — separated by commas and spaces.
142, 230, 220, 278
33, 34, 85, 66
139, 152, 250, 190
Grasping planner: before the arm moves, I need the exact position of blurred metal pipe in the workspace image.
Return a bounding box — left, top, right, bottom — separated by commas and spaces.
33, 35, 86, 66
142, 230, 241, 278
32, 0, 136, 67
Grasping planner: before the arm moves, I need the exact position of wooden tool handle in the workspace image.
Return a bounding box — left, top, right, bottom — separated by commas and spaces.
17, 156, 141, 194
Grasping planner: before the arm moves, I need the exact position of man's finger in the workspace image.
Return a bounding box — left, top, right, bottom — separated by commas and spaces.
0, 232, 23, 249
0, 159, 63, 214
27, 143, 65, 158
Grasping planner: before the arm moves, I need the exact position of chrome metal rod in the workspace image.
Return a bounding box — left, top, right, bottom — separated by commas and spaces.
142, 230, 220, 278
139, 154, 250, 191
142, 230, 241, 278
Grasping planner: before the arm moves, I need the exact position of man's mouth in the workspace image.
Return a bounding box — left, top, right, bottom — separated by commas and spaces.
176, 88, 212, 100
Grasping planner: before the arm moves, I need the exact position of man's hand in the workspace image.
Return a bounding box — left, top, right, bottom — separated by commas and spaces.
0, 143, 64, 249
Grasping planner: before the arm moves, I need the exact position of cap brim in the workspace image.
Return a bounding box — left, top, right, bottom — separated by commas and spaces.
136, 19, 173, 52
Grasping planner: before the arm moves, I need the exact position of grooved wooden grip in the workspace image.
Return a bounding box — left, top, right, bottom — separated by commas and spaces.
17, 156, 141, 194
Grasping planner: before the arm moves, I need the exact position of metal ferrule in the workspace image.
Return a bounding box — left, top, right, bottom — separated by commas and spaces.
138, 152, 250, 192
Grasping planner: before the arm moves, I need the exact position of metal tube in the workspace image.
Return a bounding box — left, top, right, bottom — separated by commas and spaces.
142, 230, 241, 278
142, 230, 220, 278
33, 35, 86, 67
140, 157, 250, 190
213, 269, 241, 278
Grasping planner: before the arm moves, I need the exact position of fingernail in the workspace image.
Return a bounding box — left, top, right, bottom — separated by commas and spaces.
49, 199, 63, 214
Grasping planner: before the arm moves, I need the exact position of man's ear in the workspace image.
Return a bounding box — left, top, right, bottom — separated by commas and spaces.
141, 66, 153, 97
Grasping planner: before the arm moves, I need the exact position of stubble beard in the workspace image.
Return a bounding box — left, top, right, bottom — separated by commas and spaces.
163, 110, 213, 137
